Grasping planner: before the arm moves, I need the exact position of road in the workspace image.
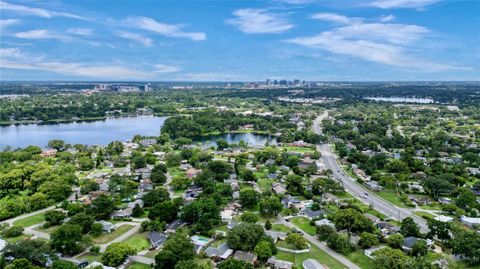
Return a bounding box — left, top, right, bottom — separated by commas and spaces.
276, 216, 359, 269
313, 115, 429, 233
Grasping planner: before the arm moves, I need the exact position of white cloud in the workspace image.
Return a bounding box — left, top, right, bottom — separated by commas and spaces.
287, 14, 466, 71
125, 16, 206, 41
115, 31, 153, 47
227, 9, 294, 34
0, 1, 86, 20
0, 18, 19, 28
311, 13, 363, 24
379, 14, 396, 22
14, 29, 68, 41
0, 48, 181, 79
66, 28, 93, 36
366, 0, 440, 9
154, 64, 181, 73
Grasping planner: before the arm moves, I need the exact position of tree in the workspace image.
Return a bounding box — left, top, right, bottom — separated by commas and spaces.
334, 209, 374, 233
239, 189, 259, 209
165, 152, 182, 167
358, 232, 379, 249
78, 156, 95, 171
259, 196, 283, 217
264, 220, 272, 230
400, 217, 419, 237
1, 225, 24, 238
327, 233, 353, 254
151, 168, 167, 184
90, 222, 103, 236
285, 155, 299, 168
239, 169, 257, 182
171, 176, 189, 190
286, 233, 308, 250
44, 210, 66, 227
316, 224, 336, 241
101, 242, 136, 267
216, 139, 229, 150
285, 174, 304, 195
90, 194, 114, 220
155, 230, 195, 269
181, 197, 220, 233
427, 219, 450, 241
387, 234, 404, 249
217, 259, 254, 269
455, 187, 478, 210
373, 247, 410, 269
48, 139, 65, 151
51, 224, 85, 255
38, 180, 71, 202
143, 188, 170, 207
52, 260, 77, 269
132, 204, 144, 218
69, 212, 95, 233
451, 230, 480, 264
254, 240, 273, 261
241, 212, 258, 223
227, 223, 265, 251
411, 240, 427, 257
3, 239, 54, 267
149, 201, 179, 223
175, 260, 201, 269
422, 177, 452, 199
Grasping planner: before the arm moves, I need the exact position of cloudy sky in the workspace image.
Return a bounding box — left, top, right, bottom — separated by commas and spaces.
0, 0, 479, 81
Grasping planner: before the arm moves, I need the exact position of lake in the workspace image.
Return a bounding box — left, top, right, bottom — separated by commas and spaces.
194, 133, 277, 148
364, 97, 434, 103
0, 116, 168, 149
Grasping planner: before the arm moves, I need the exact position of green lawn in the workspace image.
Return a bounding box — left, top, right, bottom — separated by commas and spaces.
12, 213, 45, 227
35, 225, 60, 234
376, 191, 410, 208
275, 242, 345, 269
271, 224, 291, 233
92, 224, 134, 244
346, 250, 375, 269
76, 252, 101, 263
281, 146, 316, 153
127, 262, 151, 269
290, 217, 316, 236
123, 233, 150, 251
257, 178, 274, 191
5, 234, 32, 243
414, 211, 436, 220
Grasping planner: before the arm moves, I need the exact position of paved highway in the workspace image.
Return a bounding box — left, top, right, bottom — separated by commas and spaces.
313, 115, 429, 232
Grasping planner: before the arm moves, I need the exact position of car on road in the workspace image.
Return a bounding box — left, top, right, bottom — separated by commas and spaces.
364, 192, 369, 196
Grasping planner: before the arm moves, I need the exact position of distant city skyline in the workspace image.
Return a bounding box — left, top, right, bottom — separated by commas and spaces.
0, 0, 479, 81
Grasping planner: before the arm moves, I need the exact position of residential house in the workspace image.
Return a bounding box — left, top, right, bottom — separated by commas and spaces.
365, 181, 383, 191
233, 251, 257, 265
266, 256, 293, 269
376, 222, 401, 237
314, 219, 335, 228
135, 167, 152, 180
221, 209, 235, 223
184, 186, 203, 201
300, 208, 324, 220
438, 197, 452, 205
460, 216, 480, 228
265, 230, 288, 243
302, 259, 326, 269
434, 216, 453, 223
138, 182, 153, 192
186, 168, 202, 179
147, 232, 167, 249
139, 138, 156, 147
322, 193, 339, 204
402, 237, 429, 252
282, 195, 301, 209
40, 149, 57, 157
364, 213, 380, 223
96, 220, 115, 233
204, 243, 233, 261
272, 183, 287, 195
364, 246, 387, 259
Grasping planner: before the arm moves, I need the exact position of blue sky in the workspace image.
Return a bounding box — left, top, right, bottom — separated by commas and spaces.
0, 0, 479, 81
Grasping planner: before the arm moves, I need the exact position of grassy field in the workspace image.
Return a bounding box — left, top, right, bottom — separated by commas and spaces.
123, 233, 150, 251
290, 217, 316, 236
414, 211, 436, 220
35, 225, 60, 234
271, 224, 291, 233
346, 250, 375, 269
281, 146, 316, 153
5, 234, 32, 243
275, 242, 345, 269
376, 191, 410, 208
12, 213, 45, 227
92, 225, 134, 244
76, 252, 101, 263
127, 262, 151, 269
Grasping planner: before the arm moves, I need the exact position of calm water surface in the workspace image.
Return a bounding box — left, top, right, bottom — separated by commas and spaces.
0, 116, 167, 149
195, 133, 277, 148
